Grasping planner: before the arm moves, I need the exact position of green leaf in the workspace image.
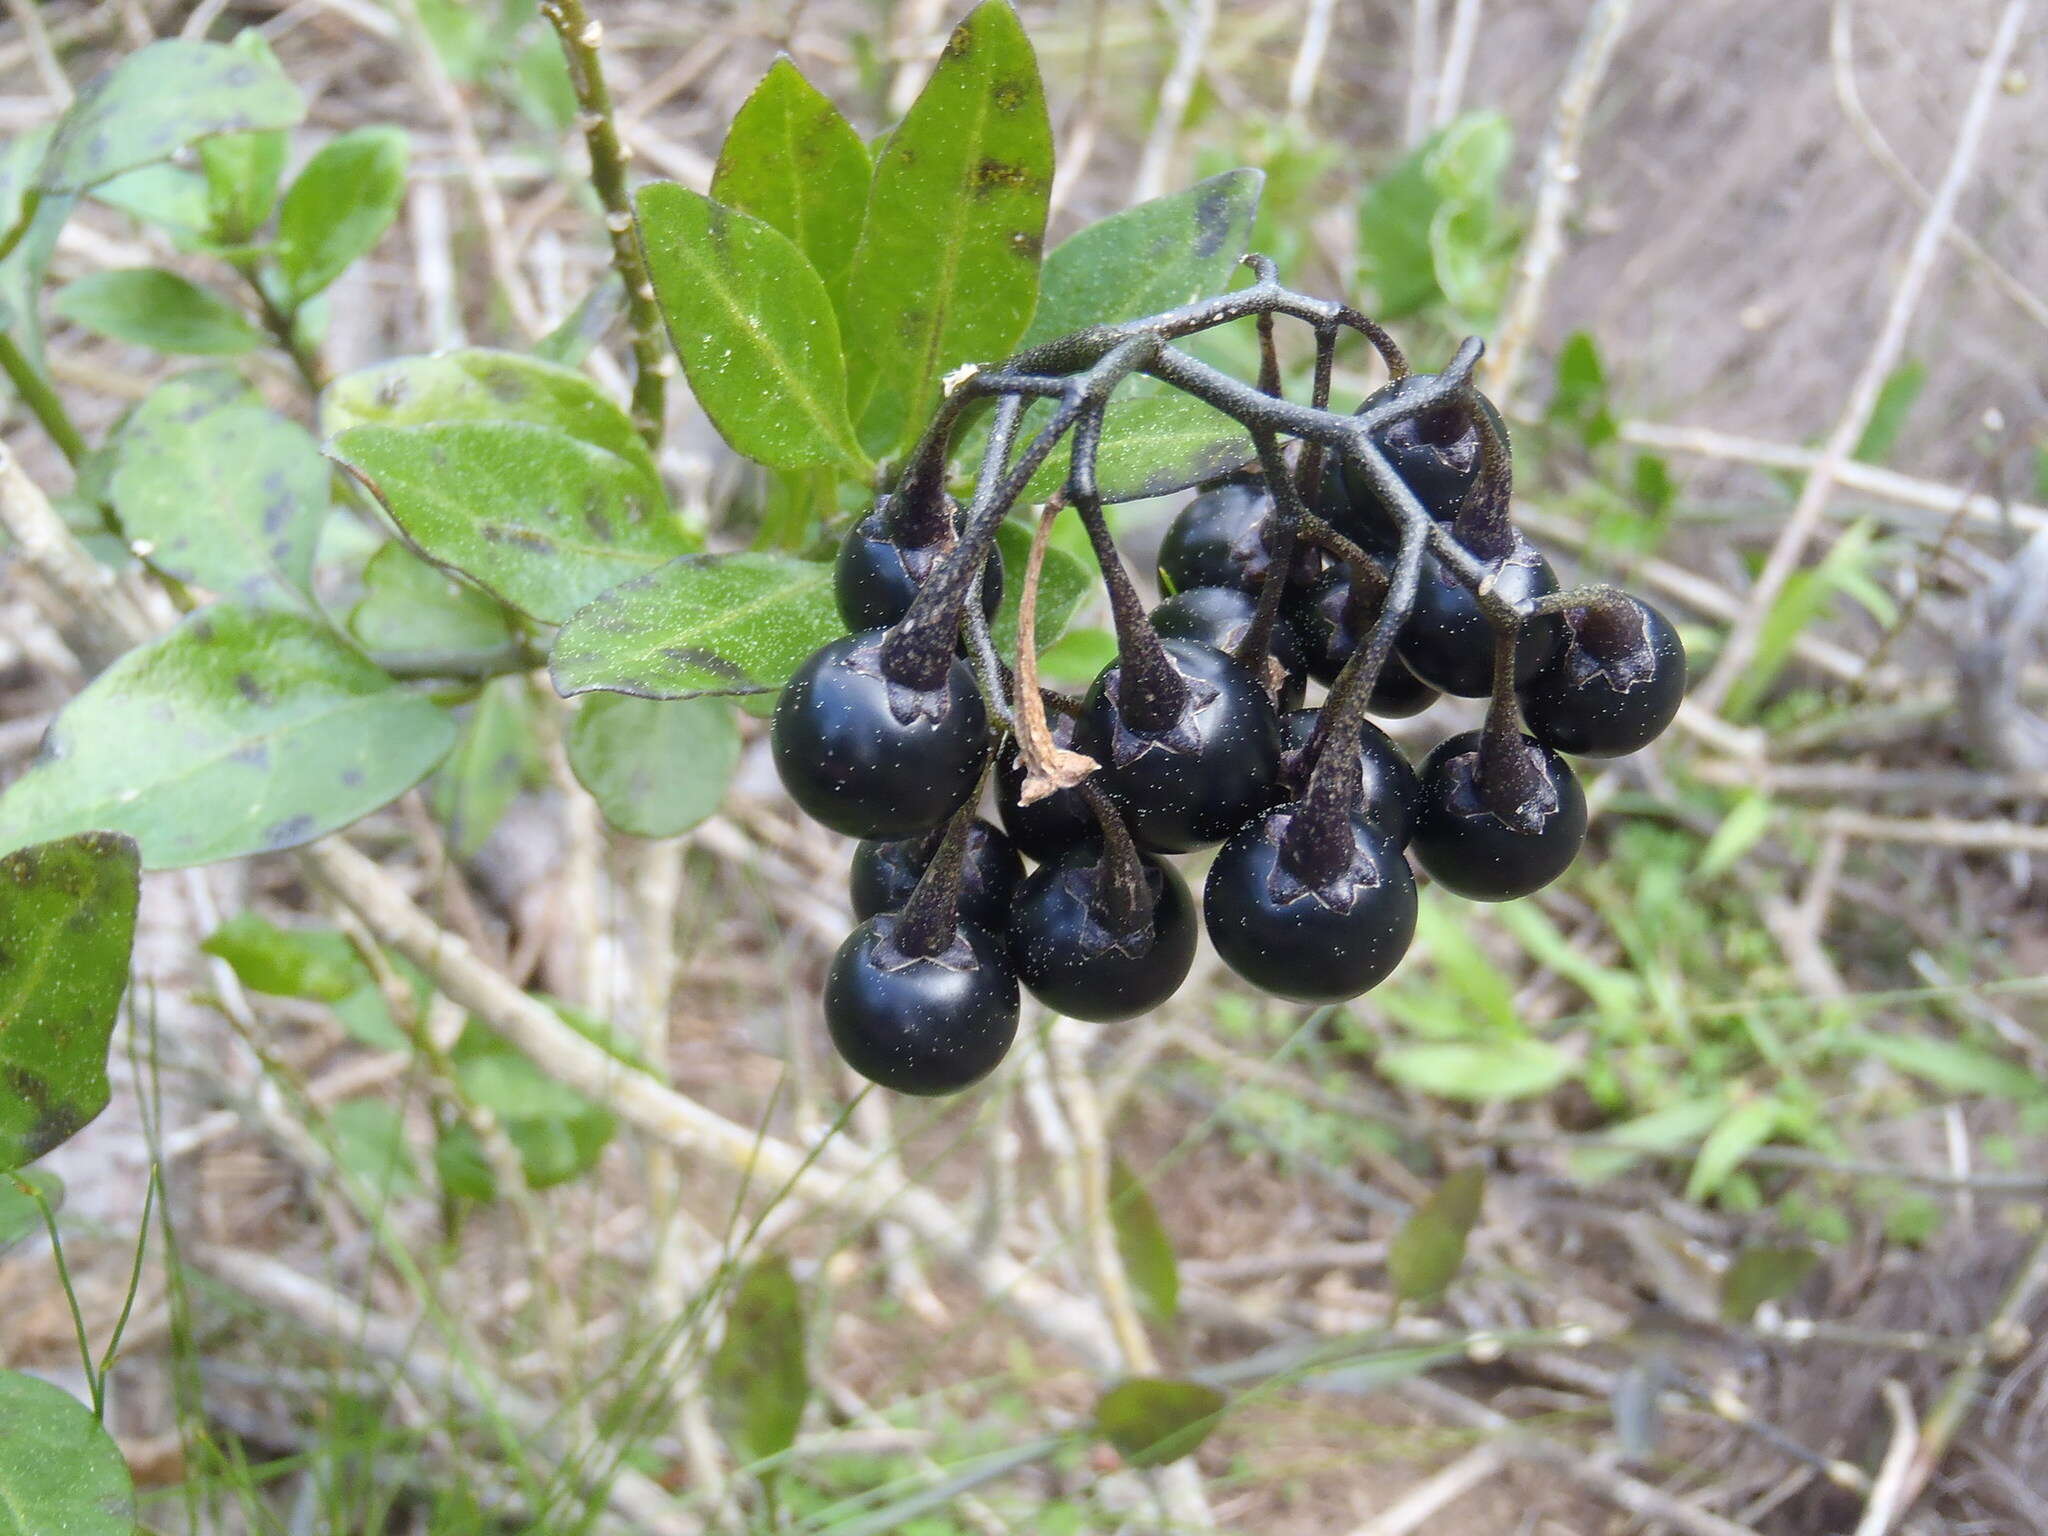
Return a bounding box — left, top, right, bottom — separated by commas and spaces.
1035, 625, 1116, 687
549, 552, 845, 700
0, 603, 456, 869
1694, 792, 1775, 880
330, 422, 690, 624
0, 1369, 135, 1534
1852, 360, 1925, 465
1720, 1243, 1819, 1323
349, 543, 516, 664
201, 914, 366, 1002
37, 38, 304, 194
329, 1097, 418, 1197
0, 833, 139, 1170
1686, 1096, 1781, 1203
1386, 1166, 1484, 1304
843, 0, 1053, 458
711, 57, 872, 304
199, 128, 287, 244
635, 183, 867, 475
1358, 112, 1512, 320
991, 519, 1089, 657
52, 269, 261, 355
322, 348, 658, 488
709, 1255, 809, 1470
1018, 393, 1255, 504
1376, 1038, 1574, 1101
1548, 330, 1616, 449
1108, 1157, 1178, 1325
431, 676, 539, 858
276, 127, 409, 303
86, 164, 212, 243
434, 1121, 498, 1203
451, 1023, 615, 1189
0, 1169, 63, 1251
566, 694, 739, 839
532, 279, 622, 368
1022, 169, 1263, 348
1095, 1378, 1224, 1469
1850, 1032, 2042, 1102
111, 391, 329, 599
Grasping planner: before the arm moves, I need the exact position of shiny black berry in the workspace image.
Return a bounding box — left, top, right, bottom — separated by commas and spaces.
1077, 636, 1281, 854
1005, 847, 1197, 1022
1397, 538, 1562, 698
1341, 374, 1486, 531
995, 708, 1098, 861
1519, 597, 1686, 758
771, 630, 989, 840
1203, 806, 1417, 1003
1156, 481, 1302, 597
835, 504, 1003, 632
1150, 584, 1307, 675
851, 819, 1023, 929
1411, 729, 1586, 901
1287, 569, 1441, 717
1278, 708, 1420, 848
825, 914, 1019, 1095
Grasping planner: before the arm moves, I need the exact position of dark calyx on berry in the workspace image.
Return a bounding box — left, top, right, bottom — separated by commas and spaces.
1077, 636, 1281, 854
1005, 847, 1197, 1022
1288, 569, 1440, 716
825, 914, 1019, 1095
1397, 537, 1561, 698
1151, 584, 1307, 675
771, 630, 989, 841
1520, 597, 1686, 758
835, 498, 1003, 632
1410, 728, 1586, 901
1340, 373, 1486, 534
1156, 480, 1306, 597
1203, 805, 1417, 1003
1279, 708, 1420, 848
851, 819, 1023, 930
996, 707, 1098, 860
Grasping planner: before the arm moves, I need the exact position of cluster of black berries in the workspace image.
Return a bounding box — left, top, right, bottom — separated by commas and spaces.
772, 328, 1684, 1098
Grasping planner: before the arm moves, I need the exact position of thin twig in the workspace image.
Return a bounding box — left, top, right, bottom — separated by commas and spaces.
1285, 0, 1339, 127
1693, 0, 2031, 714
1432, 0, 1486, 130
1134, 0, 1220, 202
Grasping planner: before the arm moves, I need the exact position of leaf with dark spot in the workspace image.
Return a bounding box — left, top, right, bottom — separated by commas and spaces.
0, 832, 139, 1171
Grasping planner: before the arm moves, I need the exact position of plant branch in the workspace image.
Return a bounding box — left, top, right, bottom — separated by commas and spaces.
0, 330, 87, 464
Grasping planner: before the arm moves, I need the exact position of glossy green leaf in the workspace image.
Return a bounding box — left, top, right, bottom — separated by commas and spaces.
322, 348, 657, 487
349, 543, 516, 665
1376, 1038, 1574, 1101
1095, 1378, 1224, 1468
0, 1169, 62, 1251
201, 913, 366, 1002
0, 833, 139, 1171
53, 269, 262, 355
549, 552, 844, 700
1720, 1244, 1819, 1324
0, 603, 455, 869
1386, 1166, 1484, 1304
1548, 331, 1616, 450
111, 392, 329, 599
1685, 1097, 1781, 1203
1016, 393, 1254, 503
636, 183, 866, 474
991, 519, 1090, 656
566, 694, 739, 839
1022, 170, 1263, 347
843, 0, 1052, 458
431, 676, 540, 858
276, 127, 409, 302
1108, 1157, 1178, 1325
330, 422, 690, 624
37, 38, 304, 193
0, 1369, 135, 1534
711, 57, 872, 303
451, 1023, 615, 1190
710, 1255, 809, 1471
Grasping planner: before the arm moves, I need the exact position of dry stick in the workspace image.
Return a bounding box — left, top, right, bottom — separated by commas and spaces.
1284, 0, 1339, 127
1344, 1443, 1506, 1536
1484, 0, 1636, 402
1854, 1380, 1923, 1536
539, 0, 671, 447
1814, 808, 2048, 856
1830, 0, 2048, 337
1431, 0, 1486, 130
1693, 0, 2030, 714
1403, 0, 1439, 147
1134, 0, 1219, 201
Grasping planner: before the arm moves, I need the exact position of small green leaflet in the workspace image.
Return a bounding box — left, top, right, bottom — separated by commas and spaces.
1376, 1038, 1574, 1101
349, 543, 516, 664
1386, 1166, 1484, 1303
432, 677, 540, 858
201, 913, 367, 1002
991, 519, 1090, 657
842, 0, 1052, 459
449, 1021, 616, 1191
549, 552, 845, 700
1686, 1097, 1782, 1203
1108, 1157, 1179, 1325
1095, 1378, 1225, 1468
566, 694, 739, 839
276, 126, 409, 302
1720, 1244, 1819, 1323
636, 183, 867, 475
0, 1370, 136, 1535
0, 832, 139, 1171
53, 269, 262, 355
710, 1255, 809, 1473
0, 603, 455, 869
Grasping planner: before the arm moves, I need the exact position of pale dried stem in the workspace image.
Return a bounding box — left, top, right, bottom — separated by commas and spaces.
0, 441, 156, 662
1432, 0, 1486, 130
1694, 0, 2031, 714
1485, 0, 1636, 401
1815, 808, 2048, 855
6, 0, 70, 104
853, 1092, 950, 1326
1345, 1443, 1506, 1536
1285, 0, 1339, 126
1014, 496, 1099, 802
1853, 1380, 1922, 1536
1403, 0, 1439, 146
1134, 0, 1219, 202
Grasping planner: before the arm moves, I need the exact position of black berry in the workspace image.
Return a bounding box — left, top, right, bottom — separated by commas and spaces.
1288, 568, 1441, 717
825, 914, 1019, 1095
851, 819, 1023, 930
1005, 847, 1197, 1022
1397, 537, 1561, 698
996, 707, 1098, 861
1519, 597, 1686, 758
1156, 480, 1304, 597
1410, 729, 1586, 901
1341, 373, 1486, 533
1279, 708, 1420, 848
835, 503, 1003, 632
771, 630, 989, 840
1151, 584, 1307, 675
